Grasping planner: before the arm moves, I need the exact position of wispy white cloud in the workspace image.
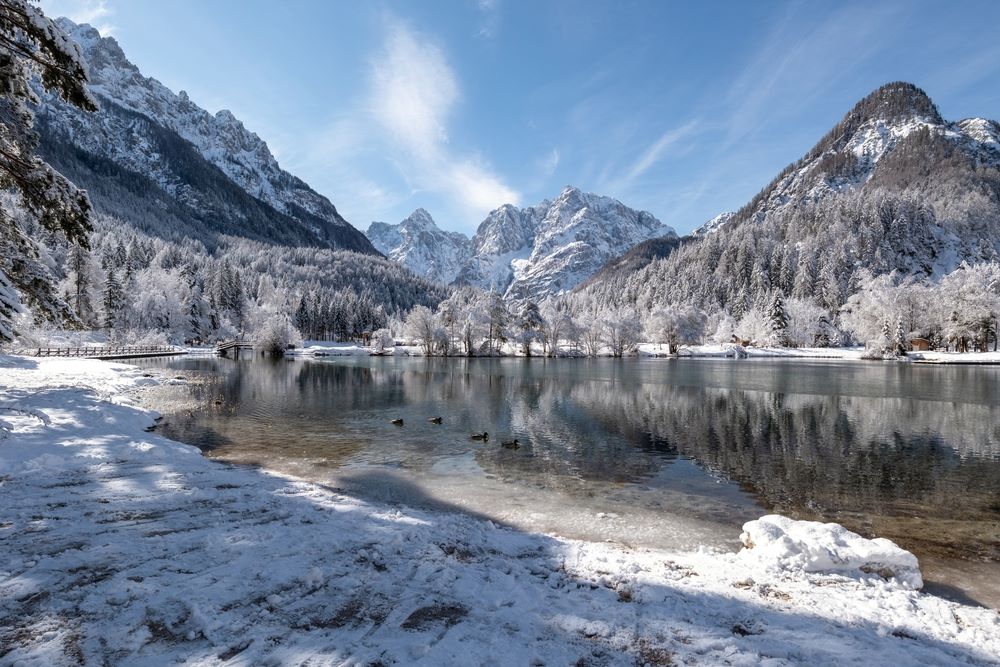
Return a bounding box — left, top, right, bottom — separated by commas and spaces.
536, 147, 560, 180
371, 22, 458, 159
620, 120, 699, 186
39, 0, 115, 35
475, 0, 501, 39
599, 120, 700, 197
368, 18, 519, 217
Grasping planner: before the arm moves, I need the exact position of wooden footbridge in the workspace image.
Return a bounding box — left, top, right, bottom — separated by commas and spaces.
216, 340, 254, 358
23, 345, 187, 360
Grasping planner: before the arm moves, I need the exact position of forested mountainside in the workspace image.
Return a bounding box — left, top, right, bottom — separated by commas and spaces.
35, 19, 376, 254
581, 82, 1000, 315
41, 214, 448, 344
367, 186, 676, 302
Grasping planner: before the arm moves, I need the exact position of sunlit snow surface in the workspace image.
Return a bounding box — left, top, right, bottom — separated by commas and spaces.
2, 355, 1000, 665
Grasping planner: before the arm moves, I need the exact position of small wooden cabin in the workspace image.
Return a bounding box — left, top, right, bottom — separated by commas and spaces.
908, 337, 932, 352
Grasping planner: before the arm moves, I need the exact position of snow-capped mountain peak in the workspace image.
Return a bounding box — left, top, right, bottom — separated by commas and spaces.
365, 188, 676, 300
457, 187, 677, 301
366, 210, 472, 284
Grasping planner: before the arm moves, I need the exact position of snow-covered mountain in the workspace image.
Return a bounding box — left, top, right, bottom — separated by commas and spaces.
580, 82, 1000, 312
730, 82, 1000, 228
456, 186, 676, 301
366, 209, 472, 284
34, 19, 376, 253
366, 187, 675, 302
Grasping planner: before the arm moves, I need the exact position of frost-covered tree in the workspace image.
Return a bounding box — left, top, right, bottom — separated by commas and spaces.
0, 0, 97, 340
785, 297, 835, 347
370, 327, 394, 354
894, 318, 908, 355
645, 305, 706, 353
483, 291, 509, 355
404, 305, 437, 355
253, 313, 301, 355
709, 311, 737, 345
602, 306, 642, 357
735, 307, 771, 346
539, 299, 575, 356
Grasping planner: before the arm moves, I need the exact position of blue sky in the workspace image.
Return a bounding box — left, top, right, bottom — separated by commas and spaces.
39, 0, 1000, 235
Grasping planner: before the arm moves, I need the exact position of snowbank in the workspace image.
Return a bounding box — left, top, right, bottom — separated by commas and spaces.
2, 355, 999, 665
912, 350, 1000, 364
675, 344, 869, 360
286, 340, 424, 357
739, 515, 923, 589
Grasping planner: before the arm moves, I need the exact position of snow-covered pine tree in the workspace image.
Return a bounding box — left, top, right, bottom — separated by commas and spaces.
102, 269, 123, 331
881, 319, 893, 353
65, 242, 94, 325
894, 318, 908, 355
294, 295, 311, 339
768, 292, 789, 347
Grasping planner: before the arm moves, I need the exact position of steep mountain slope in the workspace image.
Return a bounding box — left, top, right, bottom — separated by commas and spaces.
579, 236, 685, 292
693, 212, 734, 236
456, 186, 676, 301
366, 209, 472, 284
581, 82, 1000, 313
35, 20, 375, 254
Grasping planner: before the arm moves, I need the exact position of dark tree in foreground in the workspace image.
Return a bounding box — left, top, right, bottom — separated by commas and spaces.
0, 0, 96, 340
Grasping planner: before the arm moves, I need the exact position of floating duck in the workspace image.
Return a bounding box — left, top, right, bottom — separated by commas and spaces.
391, 418, 404, 426
501, 439, 520, 449
470, 432, 489, 441
429, 416, 443, 424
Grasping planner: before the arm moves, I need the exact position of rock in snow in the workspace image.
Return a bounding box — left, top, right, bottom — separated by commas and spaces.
739, 515, 923, 589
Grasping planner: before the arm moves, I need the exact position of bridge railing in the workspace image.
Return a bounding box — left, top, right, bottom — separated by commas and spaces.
217, 340, 253, 350
24, 345, 181, 358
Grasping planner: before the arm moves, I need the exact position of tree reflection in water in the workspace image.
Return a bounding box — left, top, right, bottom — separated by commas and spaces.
146, 356, 1000, 562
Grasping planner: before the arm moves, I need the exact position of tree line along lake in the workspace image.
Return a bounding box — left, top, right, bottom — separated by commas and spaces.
137, 354, 1000, 608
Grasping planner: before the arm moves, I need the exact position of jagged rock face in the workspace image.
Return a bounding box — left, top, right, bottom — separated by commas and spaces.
366, 209, 472, 284
368, 188, 675, 301
457, 187, 676, 301
35, 19, 376, 253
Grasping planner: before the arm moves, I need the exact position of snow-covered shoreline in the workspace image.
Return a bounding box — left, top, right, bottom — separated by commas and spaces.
285, 340, 1000, 365
2, 356, 999, 665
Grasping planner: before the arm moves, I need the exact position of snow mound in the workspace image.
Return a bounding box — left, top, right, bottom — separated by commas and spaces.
739, 515, 923, 589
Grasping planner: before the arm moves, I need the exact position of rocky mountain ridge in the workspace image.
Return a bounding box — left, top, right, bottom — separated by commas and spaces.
366, 187, 676, 302
35, 19, 375, 253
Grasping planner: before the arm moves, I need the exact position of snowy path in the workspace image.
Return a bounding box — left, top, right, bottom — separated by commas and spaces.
1, 357, 999, 666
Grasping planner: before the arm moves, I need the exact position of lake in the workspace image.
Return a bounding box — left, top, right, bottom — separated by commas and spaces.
137, 355, 1000, 608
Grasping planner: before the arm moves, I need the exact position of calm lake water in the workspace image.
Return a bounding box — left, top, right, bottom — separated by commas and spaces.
137, 355, 1000, 607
